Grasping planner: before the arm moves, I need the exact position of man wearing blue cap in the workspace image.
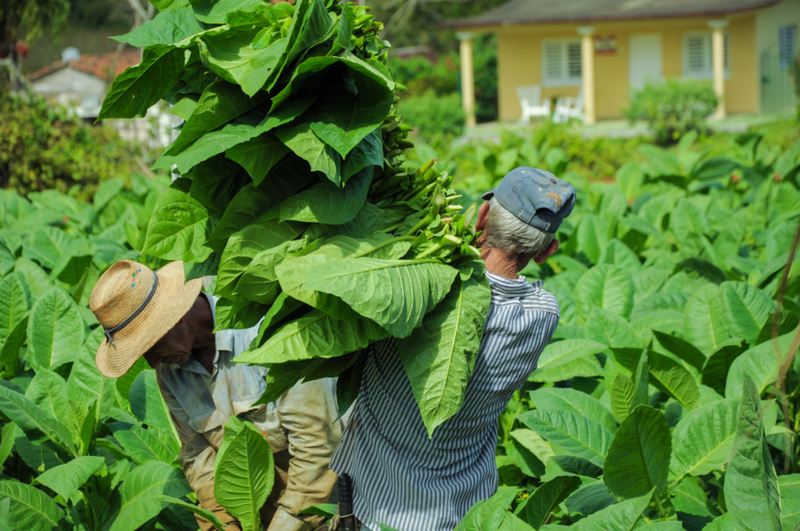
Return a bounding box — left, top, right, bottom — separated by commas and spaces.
329, 167, 576, 531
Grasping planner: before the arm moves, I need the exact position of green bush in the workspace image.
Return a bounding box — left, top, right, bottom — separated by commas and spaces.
792, 55, 800, 120
388, 54, 459, 97
398, 90, 466, 137
0, 87, 144, 201
472, 34, 498, 123
625, 79, 718, 145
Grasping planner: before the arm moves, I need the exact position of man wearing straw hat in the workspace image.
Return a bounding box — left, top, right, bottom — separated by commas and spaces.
90, 259, 342, 531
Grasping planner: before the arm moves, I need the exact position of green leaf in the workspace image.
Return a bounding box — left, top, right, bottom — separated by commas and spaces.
528, 339, 607, 382
237, 239, 310, 305
236, 310, 388, 365
455, 487, 530, 531
113, 7, 206, 47
0, 478, 64, 531
154, 495, 227, 530
142, 178, 217, 262
613, 349, 700, 410
701, 339, 747, 395
518, 409, 613, 466
576, 214, 612, 264
109, 422, 178, 464
564, 481, 618, 517
573, 265, 635, 320
343, 129, 383, 182
190, 0, 265, 24
671, 198, 709, 243
34, 456, 104, 500
604, 405, 670, 499
692, 157, 738, 181
215, 416, 274, 531
252, 352, 358, 406
98, 46, 187, 120
609, 374, 636, 424
570, 490, 653, 531
0, 381, 73, 450
279, 167, 372, 225
164, 80, 269, 156
0, 273, 31, 345
669, 398, 739, 484
275, 121, 342, 185
529, 388, 618, 433
584, 307, 642, 349
684, 284, 731, 353
225, 134, 290, 185
130, 371, 177, 433
397, 277, 492, 437
25, 369, 76, 445
597, 239, 642, 275
724, 375, 782, 531
27, 288, 84, 370
726, 332, 796, 397
520, 476, 582, 530
652, 330, 707, 373
307, 68, 394, 158
778, 475, 800, 531
299, 503, 338, 518
107, 461, 192, 531
187, 157, 247, 212
719, 282, 775, 343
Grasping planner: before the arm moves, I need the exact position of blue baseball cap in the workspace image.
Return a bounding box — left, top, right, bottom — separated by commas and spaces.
482, 167, 576, 233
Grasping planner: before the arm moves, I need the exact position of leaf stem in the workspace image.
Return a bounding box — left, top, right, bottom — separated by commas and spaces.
350, 236, 416, 259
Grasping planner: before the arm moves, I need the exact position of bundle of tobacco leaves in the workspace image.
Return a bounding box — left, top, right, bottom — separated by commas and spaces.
100, 0, 490, 435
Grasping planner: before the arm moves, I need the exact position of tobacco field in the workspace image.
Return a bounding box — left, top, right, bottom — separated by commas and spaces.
0, 0, 798, 530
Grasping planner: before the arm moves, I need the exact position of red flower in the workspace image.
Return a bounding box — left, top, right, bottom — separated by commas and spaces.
731, 173, 740, 183
774, 173, 782, 182
15, 42, 28, 58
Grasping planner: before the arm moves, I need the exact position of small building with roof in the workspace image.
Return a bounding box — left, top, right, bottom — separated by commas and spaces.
444, 0, 800, 125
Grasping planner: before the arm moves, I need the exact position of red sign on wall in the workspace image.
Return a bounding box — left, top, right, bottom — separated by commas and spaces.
594, 35, 618, 55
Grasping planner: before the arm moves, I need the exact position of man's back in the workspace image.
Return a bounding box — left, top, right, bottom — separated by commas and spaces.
331, 273, 560, 531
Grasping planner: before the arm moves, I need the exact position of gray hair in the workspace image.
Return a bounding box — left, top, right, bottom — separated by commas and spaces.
485, 197, 555, 260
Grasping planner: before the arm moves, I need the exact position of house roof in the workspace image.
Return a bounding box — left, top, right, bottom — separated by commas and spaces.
28, 49, 141, 82
444, 0, 784, 28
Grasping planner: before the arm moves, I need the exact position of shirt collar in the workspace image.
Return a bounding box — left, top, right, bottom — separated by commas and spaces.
485, 272, 542, 298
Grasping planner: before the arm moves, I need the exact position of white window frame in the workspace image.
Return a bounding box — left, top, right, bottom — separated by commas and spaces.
778, 24, 797, 70
541, 38, 582, 87
682, 32, 730, 80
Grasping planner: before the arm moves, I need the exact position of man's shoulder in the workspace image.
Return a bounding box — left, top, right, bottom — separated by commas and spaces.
489, 277, 560, 317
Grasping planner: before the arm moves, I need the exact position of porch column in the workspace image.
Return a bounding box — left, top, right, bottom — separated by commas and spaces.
457, 32, 476, 128
578, 26, 596, 125
709, 20, 728, 119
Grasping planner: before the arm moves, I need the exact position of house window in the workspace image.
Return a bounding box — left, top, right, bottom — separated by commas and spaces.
542, 39, 582, 86
779, 25, 797, 70
682, 32, 730, 79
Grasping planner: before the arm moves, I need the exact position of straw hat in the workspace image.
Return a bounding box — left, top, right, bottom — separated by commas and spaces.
90, 260, 202, 378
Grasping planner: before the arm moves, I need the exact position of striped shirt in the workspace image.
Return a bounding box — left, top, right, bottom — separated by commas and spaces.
330, 273, 560, 531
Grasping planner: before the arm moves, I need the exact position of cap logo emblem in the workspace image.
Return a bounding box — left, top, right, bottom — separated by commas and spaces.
546, 192, 563, 208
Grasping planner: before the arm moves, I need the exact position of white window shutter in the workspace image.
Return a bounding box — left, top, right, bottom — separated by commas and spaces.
779, 25, 797, 70
685, 34, 708, 77
543, 41, 564, 82
567, 41, 582, 79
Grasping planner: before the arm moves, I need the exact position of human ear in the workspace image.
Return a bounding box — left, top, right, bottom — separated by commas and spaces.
476, 202, 490, 232
533, 239, 560, 264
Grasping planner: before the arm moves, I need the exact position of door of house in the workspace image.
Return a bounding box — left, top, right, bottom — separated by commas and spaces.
629, 34, 663, 92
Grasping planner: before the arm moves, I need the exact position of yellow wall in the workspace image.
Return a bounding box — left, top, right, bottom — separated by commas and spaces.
491, 15, 759, 122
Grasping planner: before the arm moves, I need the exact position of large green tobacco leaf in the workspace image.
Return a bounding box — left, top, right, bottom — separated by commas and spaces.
563, 481, 618, 517
518, 409, 613, 466
130, 371, 177, 434
236, 310, 387, 365
527, 339, 607, 382
610, 353, 648, 423
34, 456, 104, 500
0, 478, 64, 531
343, 130, 384, 182
670, 199, 709, 244
778, 474, 800, 531
27, 288, 84, 370
98, 46, 187, 120
303, 257, 459, 338
569, 490, 653, 531
584, 307, 642, 349
597, 239, 642, 275
107, 461, 192, 531
455, 487, 531, 531
719, 282, 775, 342
189, 0, 265, 24
25, 370, 76, 444
0, 381, 73, 451
215, 416, 274, 531
109, 422, 178, 464
142, 178, 217, 262
279, 167, 373, 225
154, 97, 311, 173
701, 338, 747, 395
529, 388, 618, 433
276, 121, 343, 185
726, 331, 795, 397
237, 239, 309, 305
573, 265, 635, 320
612, 349, 700, 410
253, 353, 359, 406
113, 7, 205, 47
153, 496, 227, 530
68, 328, 115, 427
652, 330, 706, 373
187, 157, 248, 212
0, 272, 30, 346
214, 296, 269, 331
724, 375, 782, 531
684, 284, 731, 353
669, 398, 739, 484
397, 277, 492, 437
604, 405, 670, 499
215, 219, 305, 299
528, 356, 603, 383
225, 134, 290, 185
164, 80, 269, 156
308, 69, 394, 158
517, 476, 582, 530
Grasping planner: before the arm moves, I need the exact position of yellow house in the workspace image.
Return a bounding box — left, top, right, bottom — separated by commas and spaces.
445, 0, 800, 125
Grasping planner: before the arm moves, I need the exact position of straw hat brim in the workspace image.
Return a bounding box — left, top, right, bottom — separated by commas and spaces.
95, 262, 203, 378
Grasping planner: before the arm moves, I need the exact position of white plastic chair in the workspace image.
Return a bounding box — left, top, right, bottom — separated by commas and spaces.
517, 85, 551, 123
552, 87, 585, 123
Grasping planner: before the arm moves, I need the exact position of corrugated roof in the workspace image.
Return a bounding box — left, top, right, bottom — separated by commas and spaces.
28, 49, 141, 82
444, 0, 784, 28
